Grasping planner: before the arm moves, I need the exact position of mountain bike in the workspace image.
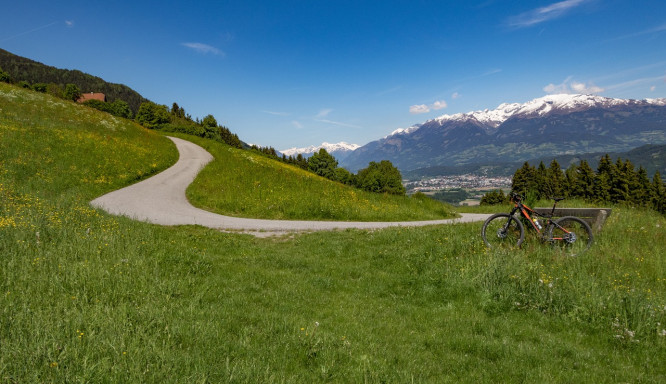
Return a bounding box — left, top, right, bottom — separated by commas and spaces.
481, 193, 593, 256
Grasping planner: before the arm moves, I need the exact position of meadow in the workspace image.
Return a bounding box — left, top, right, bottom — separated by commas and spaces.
177, 133, 454, 222
1, 82, 665, 382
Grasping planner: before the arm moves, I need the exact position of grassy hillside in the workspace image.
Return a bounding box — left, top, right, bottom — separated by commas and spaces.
1, 83, 665, 382
175, 133, 454, 221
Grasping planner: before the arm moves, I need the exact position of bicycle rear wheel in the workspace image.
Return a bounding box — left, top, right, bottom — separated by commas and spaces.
548, 216, 593, 256
481, 213, 525, 249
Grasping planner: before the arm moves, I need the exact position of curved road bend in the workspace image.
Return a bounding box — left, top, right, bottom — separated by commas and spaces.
91, 136, 491, 236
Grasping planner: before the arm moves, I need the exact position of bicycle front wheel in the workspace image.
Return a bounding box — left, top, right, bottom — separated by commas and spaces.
548, 216, 593, 256
481, 213, 525, 249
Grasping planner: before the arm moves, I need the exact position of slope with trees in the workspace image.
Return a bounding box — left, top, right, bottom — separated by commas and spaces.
0, 48, 147, 113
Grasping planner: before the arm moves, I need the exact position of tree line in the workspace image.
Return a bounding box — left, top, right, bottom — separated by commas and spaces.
481, 156, 666, 215
0, 49, 146, 112
135, 101, 243, 149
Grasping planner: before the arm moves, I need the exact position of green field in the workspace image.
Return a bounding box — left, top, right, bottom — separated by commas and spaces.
1, 83, 665, 382
177, 133, 454, 222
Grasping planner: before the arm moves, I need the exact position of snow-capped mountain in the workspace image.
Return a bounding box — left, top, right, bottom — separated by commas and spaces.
280, 142, 360, 160
341, 94, 666, 172
390, 94, 666, 138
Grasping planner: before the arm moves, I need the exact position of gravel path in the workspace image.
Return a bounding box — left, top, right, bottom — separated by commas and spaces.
91, 136, 491, 236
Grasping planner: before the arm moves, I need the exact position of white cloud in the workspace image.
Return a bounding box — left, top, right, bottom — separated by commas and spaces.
315, 109, 332, 118
262, 110, 290, 116
409, 104, 430, 114
609, 23, 666, 41
410, 100, 450, 114
292, 121, 303, 129
451, 92, 460, 99
314, 119, 362, 129
507, 0, 588, 28
603, 75, 666, 93
431, 100, 448, 110
544, 77, 604, 94
651, 85, 657, 92
181, 42, 223, 55
65, 20, 74, 27
570, 81, 604, 94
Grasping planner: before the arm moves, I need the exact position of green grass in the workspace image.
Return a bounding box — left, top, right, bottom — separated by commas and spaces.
173, 132, 454, 221
1, 82, 665, 382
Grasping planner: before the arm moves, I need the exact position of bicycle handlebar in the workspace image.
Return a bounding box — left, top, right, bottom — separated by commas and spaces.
509, 192, 524, 203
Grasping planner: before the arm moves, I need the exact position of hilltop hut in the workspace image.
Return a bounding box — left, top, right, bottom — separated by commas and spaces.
77, 92, 106, 103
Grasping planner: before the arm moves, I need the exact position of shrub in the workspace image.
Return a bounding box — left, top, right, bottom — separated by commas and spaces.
355, 160, 405, 195
480, 189, 508, 205
0, 68, 11, 83
136, 101, 170, 129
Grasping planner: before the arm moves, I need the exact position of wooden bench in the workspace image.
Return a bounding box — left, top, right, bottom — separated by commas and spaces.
532, 208, 613, 234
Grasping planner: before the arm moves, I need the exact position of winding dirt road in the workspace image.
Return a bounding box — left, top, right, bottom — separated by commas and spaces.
91, 137, 491, 236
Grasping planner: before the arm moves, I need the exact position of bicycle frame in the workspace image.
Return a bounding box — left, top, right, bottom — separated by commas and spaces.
509, 195, 566, 239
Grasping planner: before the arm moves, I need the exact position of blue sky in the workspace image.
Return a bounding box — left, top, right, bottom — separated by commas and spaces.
2, 0, 666, 149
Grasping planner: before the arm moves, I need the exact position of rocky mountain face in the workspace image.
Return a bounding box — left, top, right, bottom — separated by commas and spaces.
341, 94, 666, 172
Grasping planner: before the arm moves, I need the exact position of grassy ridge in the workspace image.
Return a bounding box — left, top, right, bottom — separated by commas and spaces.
176, 132, 454, 221
1, 83, 665, 382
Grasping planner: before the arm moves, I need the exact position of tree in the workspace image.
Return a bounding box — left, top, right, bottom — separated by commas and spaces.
480, 189, 508, 205
610, 158, 629, 203
574, 160, 595, 200
546, 159, 565, 198
295, 154, 308, 169
308, 148, 338, 179
597, 154, 615, 177
0, 68, 11, 83
564, 164, 578, 197
511, 162, 536, 196
46, 83, 63, 98
136, 101, 170, 129
110, 99, 132, 119
219, 126, 242, 148
634, 166, 652, 206
355, 160, 405, 195
201, 114, 219, 139
171, 102, 185, 118
592, 172, 611, 202
334, 167, 355, 185
32, 83, 47, 92
63, 83, 81, 101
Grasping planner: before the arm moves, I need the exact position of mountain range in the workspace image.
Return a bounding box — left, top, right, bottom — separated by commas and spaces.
280, 142, 360, 160
340, 94, 666, 172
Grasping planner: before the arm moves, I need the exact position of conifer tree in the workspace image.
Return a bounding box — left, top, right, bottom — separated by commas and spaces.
634, 166, 652, 206
546, 159, 565, 198
610, 158, 629, 203
593, 172, 611, 202
573, 160, 595, 199
511, 162, 536, 196
597, 154, 615, 177
622, 159, 639, 202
